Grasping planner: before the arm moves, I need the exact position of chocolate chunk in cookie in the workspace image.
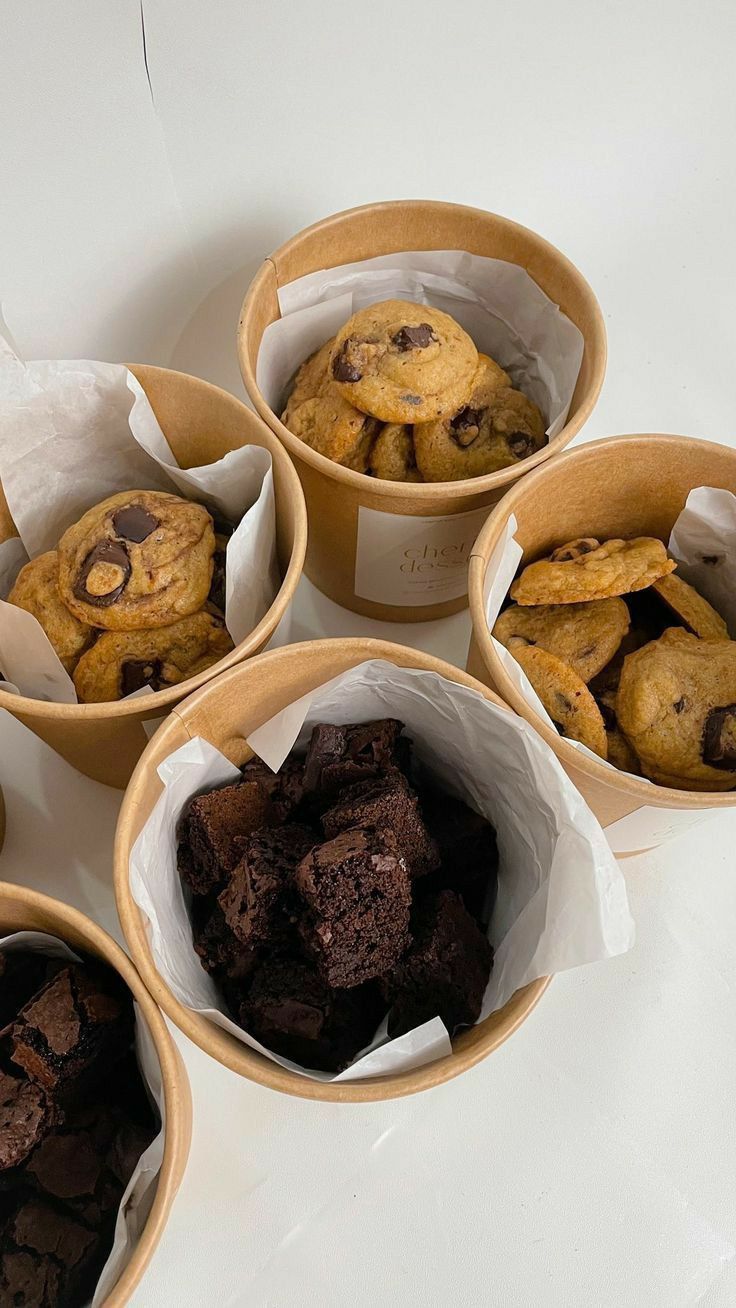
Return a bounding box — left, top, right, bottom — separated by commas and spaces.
111, 504, 159, 542
702, 704, 736, 769
73, 540, 131, 607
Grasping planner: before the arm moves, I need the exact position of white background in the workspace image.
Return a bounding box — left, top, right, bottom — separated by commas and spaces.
2, 2, 736, 1303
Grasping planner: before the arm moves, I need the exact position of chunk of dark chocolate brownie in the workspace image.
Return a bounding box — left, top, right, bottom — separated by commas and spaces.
190, 898, 259, 983
10, 964, 131, 1096
322, 773, 439, 878
240, 757, 305, 822
386, 891, 493, 1037
5, 1196, 100, 1303
0, 1071, 58, 1172
177, 779, 276, 896
0, 1248, 61, 1308
295, 828, 411, 988
0, 953, 65, 1033
23, 1106, 130, 1230
240, 955, 383, 1072
302, 719, 409, 799
218, 824, 316, 949
420, 791, 499, 925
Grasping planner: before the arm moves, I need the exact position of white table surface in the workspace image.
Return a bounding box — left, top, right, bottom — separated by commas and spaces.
2, 3, 736, 1304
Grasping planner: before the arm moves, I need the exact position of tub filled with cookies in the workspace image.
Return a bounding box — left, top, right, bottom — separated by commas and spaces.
238, 199, 606, 621
114, 638, 632, 1102
468, 432, 736, 855
0, 346, 306, 787
0, 880, 191, 1306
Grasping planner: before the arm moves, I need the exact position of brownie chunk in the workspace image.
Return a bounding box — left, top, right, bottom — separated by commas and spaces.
0, 1248, 61, 1307
177, 779, 276, 896
0, 1072, 58, 1172
219, 824, 316, 950
386, 891, 493, 1037
322, 773, 439, 878
0, 953, 65, 1032
10, 964, 131, 1095
421, 791, 499, 925
3, 1196, 101, 1305
240, 955, 382, 1073
23, 1103, 140, 1231
295, 828, 411, 988
191, 897, 259, 983
241, 757, 305, 821
303, 719, 409, 799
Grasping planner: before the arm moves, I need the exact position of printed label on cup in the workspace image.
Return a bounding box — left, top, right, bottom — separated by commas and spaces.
354, 505, 490, 606
604, 804, 712, 854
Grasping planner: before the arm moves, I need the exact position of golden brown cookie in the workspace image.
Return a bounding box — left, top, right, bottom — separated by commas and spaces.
58, 491, 215, 631
651, 572, 729, 641
73, 606, 233, 703
283, 338, 335, 416
511, 538, 676, 606
8, 550, 93, 674
369, 424, 422, 482
284, 394, 379, 472
616, 627, 736, 790
330, 300, 478, 424
509, 642, 608, 758
493, 597, 630, 683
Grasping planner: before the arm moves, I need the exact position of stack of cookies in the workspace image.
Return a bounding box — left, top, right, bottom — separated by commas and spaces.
0, 950, 159, 1306
8, 489, 234, 703
281, 299, 546, 483
177, 718, 497, 1073
494, 535, 736, 791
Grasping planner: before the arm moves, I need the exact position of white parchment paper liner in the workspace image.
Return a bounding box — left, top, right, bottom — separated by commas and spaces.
483, 488, 736, 785
255, 249, 584, 441
0, 930, 165, 1308
0, 344, 279, 702
129, 660, 633, 1082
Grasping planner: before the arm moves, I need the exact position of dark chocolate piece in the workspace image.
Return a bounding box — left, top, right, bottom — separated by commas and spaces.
219, 825, 316, 950
331, 339, 363, 383
392, 323, 435, 351
0, 1072, 58, 1172
507, 431, 533, 459
72, 540, 131, 607
10, 964, 131, 1095
240, 955, 383, 1073
177, 780, 276, 896
450, 406, 482, 446
322, 773, 439, 878
386, 890, 493, 1037
702, 703, 736, 770
111, 504, 159, 543
120, 658, 164, 696
295, 828, 411, 988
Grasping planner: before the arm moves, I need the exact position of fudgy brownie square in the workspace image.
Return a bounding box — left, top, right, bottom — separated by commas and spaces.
9, 964, 131, 1096
420, 791, 499, 925
190, 897, 259, 983
386, 890, 493, 1037
0, 1071, 59, 1172
177, 779, 275, 896
302, 719, 410, 800
219, 824, 316, 950
2, 1195, 101, 1306
295, 828, 412, 988
241, 757, 305, 822
322, 773, 439, 879
240, 955, 383, 1073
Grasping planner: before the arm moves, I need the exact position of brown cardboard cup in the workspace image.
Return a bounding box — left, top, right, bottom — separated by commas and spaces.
0, 364, 307, 789
237, 199, 606, 622
114, 638, 550, 1103
467, 434, 736, 855
0, 879, 192, 1307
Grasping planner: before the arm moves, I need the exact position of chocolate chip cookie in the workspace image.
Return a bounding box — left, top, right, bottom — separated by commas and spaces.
284, 394, 380, 472
283, 338, 335, 415
651, 572, 730, 641
330, 300, 478, 424
414, 355, 545, 482
509, 642, 608, 757
369, 423, 422, 481
58, 490, 215, 630
493, 597, 630, 682
511, 537, 676, 606
8, 550, 93, 674
73, 606, 233, 702
616, 627, 736, 790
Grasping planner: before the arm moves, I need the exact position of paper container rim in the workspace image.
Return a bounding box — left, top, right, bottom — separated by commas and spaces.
114, 636, 551, 1104
0, 364, 308, 722
237, 198, 607, 497
0, 879, 192, 1307
468, 431, 736, 811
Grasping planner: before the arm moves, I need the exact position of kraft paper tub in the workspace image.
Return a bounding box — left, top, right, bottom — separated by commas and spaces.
0, 880, 192, 1307
467, 433, 736, 856
237, 199, 606, 622
0, 365, 307, 789
114, 638, 560, 1103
